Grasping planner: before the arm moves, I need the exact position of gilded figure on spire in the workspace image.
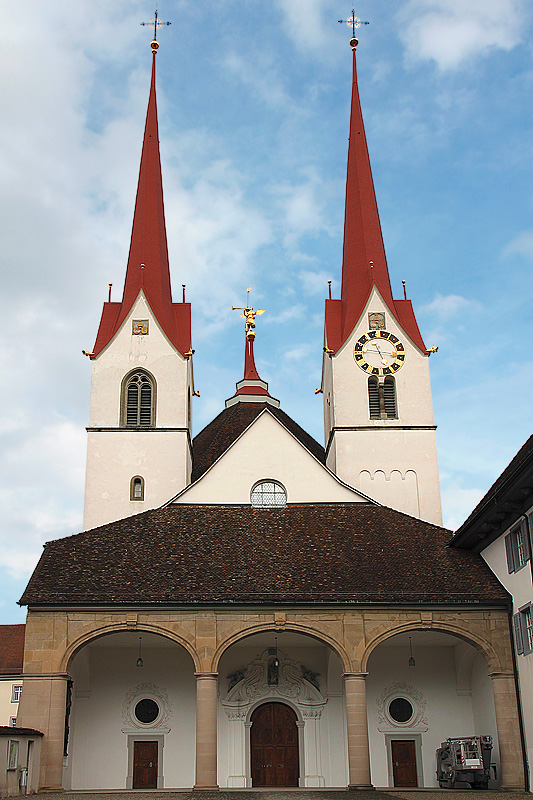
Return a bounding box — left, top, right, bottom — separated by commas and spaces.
232, 287, 265, 340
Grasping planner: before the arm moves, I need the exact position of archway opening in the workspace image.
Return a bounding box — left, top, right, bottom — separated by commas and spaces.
366, 630, 499, 790
65, 630, 196, 791
217, 628, 346, 788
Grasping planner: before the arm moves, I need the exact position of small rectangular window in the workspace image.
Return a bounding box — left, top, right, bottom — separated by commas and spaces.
11, 685, 22, 703
505, 521, 530, 573
514, 604, 533, 656
9, 717, 17, 727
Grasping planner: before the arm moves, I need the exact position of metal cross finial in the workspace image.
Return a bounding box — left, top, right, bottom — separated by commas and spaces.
140, 9, 171, 41
338, 7, 369, 38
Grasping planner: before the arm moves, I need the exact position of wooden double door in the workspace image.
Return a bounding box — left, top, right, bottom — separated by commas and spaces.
251, 702, 299, 786
133, 741, 158, 789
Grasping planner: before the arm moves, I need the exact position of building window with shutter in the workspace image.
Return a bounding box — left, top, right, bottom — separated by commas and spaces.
514, 604, 533, 656
130, 476, 145, 501
505, 520, 530, 573
11, 685, 22, 703
121, 370, 156, 427
368, 376, 397, 420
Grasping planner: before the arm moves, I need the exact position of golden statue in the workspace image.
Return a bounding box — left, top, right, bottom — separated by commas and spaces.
232, 287, 265, 340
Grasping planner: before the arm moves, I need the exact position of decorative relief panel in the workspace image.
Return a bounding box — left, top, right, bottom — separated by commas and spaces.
376, 681, 428, 732
121, 682, 171, 733
223, 649, 326, 719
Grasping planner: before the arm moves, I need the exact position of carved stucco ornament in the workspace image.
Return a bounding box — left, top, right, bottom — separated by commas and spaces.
223, 649, 326, 719
376, 680, 428, 732
122, 682, 172, 731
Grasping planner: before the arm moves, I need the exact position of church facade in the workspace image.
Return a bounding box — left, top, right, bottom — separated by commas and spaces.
16, 37, 526, 792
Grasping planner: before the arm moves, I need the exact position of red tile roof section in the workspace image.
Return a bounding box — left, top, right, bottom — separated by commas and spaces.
191, 402, 326, 482
326, 46, 427, 354
92, 51, 191, 357
19, 505, 509, 606
0, 624, 25, 675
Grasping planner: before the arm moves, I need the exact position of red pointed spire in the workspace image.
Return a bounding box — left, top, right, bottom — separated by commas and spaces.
92, 48, 190, 357
325, 42, 427, 354
341, 44, 394, 338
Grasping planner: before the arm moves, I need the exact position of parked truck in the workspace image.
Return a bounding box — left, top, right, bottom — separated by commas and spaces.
436, 736, 494, 789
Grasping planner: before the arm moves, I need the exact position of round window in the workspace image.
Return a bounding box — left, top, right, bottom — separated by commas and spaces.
135, 698, 159, 724
388, 697, 413, 723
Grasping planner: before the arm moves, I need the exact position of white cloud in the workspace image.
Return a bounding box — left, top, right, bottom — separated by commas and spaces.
274, 0, 338, 55
504, 230, 533, 260
398, 0, 529, 71
421, 293, 481, 321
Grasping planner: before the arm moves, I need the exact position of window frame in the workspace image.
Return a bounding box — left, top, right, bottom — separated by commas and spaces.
130, 475, 145, 501
120, 369, 157, 428
505, 519, 530, 574
250, 479, 288, 509
514, 603, 533, 656
11, 684, 22, 703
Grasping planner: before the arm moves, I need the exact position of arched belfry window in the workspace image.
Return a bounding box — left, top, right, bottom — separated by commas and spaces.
368, 376, 397, 420
130, 476, 145, 501
251, 480, 287, 509
122, 370, 156, 427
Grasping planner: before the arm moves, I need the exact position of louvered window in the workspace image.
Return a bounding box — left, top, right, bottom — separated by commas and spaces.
383, 377, 397, 418
368, 376, 397, 419
251, 480, 287, 508
123, 371, 155, 427
505, 520, 530, 573
368, 377, 380, 419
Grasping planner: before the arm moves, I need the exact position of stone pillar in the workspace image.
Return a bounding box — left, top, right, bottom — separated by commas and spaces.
490, 672, 525, 790
16, 674, 69, 791
344, 673, 372, 789
194, 672, 219, 789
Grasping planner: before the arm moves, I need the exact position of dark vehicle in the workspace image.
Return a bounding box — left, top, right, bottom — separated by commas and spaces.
436, 736, 494, 789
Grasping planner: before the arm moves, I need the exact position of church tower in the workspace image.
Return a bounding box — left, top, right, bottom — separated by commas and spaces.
322, 37, 442, 525
83, 41, 194, 531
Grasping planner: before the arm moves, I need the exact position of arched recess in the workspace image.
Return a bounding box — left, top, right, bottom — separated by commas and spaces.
61, 622, 201, 673
212, 622, 351, 673
360, 621, 502, 674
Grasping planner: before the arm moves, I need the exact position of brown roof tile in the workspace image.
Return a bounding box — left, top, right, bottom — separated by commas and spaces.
20, 505, 508, 607
0, 625, 25, 675
191, 403, 326, 482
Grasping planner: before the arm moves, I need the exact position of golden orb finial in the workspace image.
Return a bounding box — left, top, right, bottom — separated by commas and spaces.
151, 39, 159, 54
350, 36, 358, 49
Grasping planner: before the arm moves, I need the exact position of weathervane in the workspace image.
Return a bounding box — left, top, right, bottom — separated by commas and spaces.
141, 9, 171, 53
232, 287, 265, 340
338, 7, 369, 48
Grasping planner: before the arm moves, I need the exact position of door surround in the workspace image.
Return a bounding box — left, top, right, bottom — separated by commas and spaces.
384, 733, 423, 788
126, 734, 165, 789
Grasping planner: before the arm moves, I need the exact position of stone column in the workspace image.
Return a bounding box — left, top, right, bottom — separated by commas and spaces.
194, 672, 219, 789
16, 674, 69, 791
490, 672, 525, 789
344, 673, 372, 789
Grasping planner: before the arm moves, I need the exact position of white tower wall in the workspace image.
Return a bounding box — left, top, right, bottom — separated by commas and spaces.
323, 288, 442, 525
83, 292, 192, 530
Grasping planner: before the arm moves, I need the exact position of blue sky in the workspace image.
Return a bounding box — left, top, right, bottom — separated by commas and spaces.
1, 0, 532, 624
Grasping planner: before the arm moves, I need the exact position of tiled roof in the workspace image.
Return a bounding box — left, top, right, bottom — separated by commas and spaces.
191, 403, 326, 482
20, 505, 508, 606
0, 625, 25, 675
0, 726, 43, 736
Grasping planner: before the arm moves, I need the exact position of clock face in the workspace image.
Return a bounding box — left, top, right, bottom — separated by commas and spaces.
353, 330, 406, 376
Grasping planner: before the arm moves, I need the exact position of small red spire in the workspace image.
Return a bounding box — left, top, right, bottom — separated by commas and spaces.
325, 42, 427, 355
243, 336, 261, 381
92, 48, 191, 357
225, 310, 279, 408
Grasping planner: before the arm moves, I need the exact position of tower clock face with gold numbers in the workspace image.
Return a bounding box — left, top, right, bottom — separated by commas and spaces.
353, 330, 406, 376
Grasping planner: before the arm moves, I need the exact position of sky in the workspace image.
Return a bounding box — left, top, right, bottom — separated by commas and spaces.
1, 0, 532, 625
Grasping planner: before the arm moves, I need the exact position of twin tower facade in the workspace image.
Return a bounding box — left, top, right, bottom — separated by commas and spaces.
83, 41, 442, 532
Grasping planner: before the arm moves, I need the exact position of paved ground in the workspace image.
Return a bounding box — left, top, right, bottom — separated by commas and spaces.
14, 791, 531, 800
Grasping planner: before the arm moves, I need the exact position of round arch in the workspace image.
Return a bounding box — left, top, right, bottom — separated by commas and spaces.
211, 622, 351, 672
61, 622, 201, 672
360, 621, 502, 673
